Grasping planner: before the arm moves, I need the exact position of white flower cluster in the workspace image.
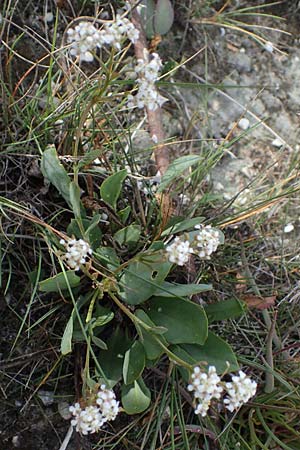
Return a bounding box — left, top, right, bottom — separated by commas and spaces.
187, 366, 223, 417
128, 51, 167, 111
166, 224, 221, 265
96, 384, 120, 421
69, 385, 119, 435
66, 15, 139, 62
166, 237, 193, 266
187, 366, 257, 417
223, 371, 257, 412
193, 224, 221, 259
60, 238, 92, 271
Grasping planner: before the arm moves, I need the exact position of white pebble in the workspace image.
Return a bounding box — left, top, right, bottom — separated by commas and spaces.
238, 118, 250, 130
264, 41, 274, 53
272, 138, 284, 148
45, 12, 54, 23
284, 223, 294, 233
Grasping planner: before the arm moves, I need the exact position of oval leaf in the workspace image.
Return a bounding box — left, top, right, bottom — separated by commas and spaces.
123, 341, 145, 385
61, 314, 73, 355
135, 310, 167, 360
154, 281, 212, 298
154, 0, 174, 35
140, 0, 155, 38
119, 253, 172, 305
170, 331, 239, 374
100, 169, 127, 209
39, 271, 80, 293
205, 298, 245, 322
158, 155, 202, 192
114, 224, 141, 248
147, 296, 208, 345
121, 378, 151, 414
41, 145, 71, 206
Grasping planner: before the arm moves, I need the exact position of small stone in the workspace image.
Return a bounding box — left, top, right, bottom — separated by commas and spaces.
284, 223, 294, 233
37, 390, 54, 406
58, 401, 72, 420
45, 12, 54, 23
238, 118, 250, 130
264, 42, 274, 53
272, 138, 284, 148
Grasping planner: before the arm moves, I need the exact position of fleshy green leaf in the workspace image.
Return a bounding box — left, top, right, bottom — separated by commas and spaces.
97, 328, 131, 387
41, 145, 71, 206
140, 0, 155, 38
162, 216, 205, 236
154, 281, 212, 298
95, 246, 120, 271
119, 252, 172, 305
157, 155, 202, 192
114, 224, 141, 248
170, 331, 239, 374
91, 335, 107, 350
147, 296, 208, 345
118, 205, 131, 224
205, 298, 245, 322
61, 314, 73, 355
39, 271, 80, 293
123, 341, 145, 385
135, 310, 167, 360
154, 0, 174, 35
100, 169, 127, 209
67, 217, 102, 249
69, 182, 81, 218
121, 377, 151, 414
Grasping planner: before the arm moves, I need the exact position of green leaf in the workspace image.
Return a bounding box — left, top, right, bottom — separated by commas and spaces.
41, 145, 71, 206
118, 205, 131, 224
205, 299, 245, 323
69, 182, 81, 218
97, 328, 131, 387
67, 218, 102, 249
90, 312, 114, 329
162, 216, 205, 236
157, 155, 202, 192
147, 296, 208, 345
119, 253, 172, 305
95, 246, 120, 271
39, 271, 80, 293
170, 332, 239, 374
154, 0, 174, 35
61, 314, 73, 355
114, 224, 141, 248
100, 169, 127, 209
154, 281, 212, 298
121, 377, 151, 414
78, 149, 104, 170
135, 310, 167, 360
123, 341, 145, 385
91, 335, 107, 350
140, 0, 155, 38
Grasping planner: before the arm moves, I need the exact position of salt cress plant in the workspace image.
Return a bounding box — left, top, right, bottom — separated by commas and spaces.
36, 7, 253, 434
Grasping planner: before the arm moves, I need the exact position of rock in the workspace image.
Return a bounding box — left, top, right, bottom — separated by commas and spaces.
238, 118, 250, 130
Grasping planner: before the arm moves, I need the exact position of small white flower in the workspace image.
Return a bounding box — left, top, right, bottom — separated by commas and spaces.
166, 237, 193, 266
187, 366, 223, 417
60, 238, 92, 271
224, 370, 257, 412
69, 386, 119, 434
66, 15, 138, 62
192, 225, 221, 259
129, 51, 167, 111
96, 384, 120, 422
70, 404, 105, 435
